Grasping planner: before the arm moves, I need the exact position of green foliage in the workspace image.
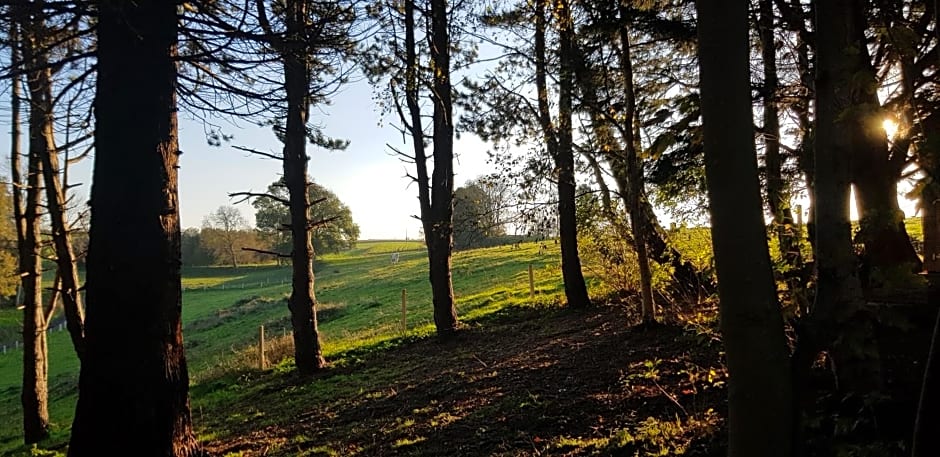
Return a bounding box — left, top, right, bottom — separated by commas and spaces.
182, 227, 214, 266
252, 178, 359, 256
453, 180, 507, 250
0, 183, 20, 304
578, 220, 674, 302
609, 410, 720, 456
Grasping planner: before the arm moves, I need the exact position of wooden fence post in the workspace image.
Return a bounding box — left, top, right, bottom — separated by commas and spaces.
259, 325, 266, 370
401, 289, 407, 333
528, 264, 535, 299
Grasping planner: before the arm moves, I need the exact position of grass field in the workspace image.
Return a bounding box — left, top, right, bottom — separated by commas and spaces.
0, 218, 925, 455
0, 239, 573, 456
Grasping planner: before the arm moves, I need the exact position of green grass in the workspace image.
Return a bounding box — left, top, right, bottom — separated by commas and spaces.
0, 218, 924, 455
0, 239, 568, 455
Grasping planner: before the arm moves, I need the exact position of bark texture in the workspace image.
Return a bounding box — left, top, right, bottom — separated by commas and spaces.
69, 1, 201, 455
283, 0, 326, 373
25, 43, 86, 358
614, 8, 655, 322
812, 0, 882, 396
534, 0, 590, 309
14, 18, 49, 443
427, 0, 460, 334
696, 0, 793, 455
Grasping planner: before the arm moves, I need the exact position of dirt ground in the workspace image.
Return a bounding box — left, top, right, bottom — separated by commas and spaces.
205, 303, 728, 456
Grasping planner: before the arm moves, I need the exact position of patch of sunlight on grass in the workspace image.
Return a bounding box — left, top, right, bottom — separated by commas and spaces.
182, 275, 246, 288
300, 446, 341, 457
554, 435, 610, 450
387, 417, 417, 434
429, 411, 460, 428
392, 436, 427, 448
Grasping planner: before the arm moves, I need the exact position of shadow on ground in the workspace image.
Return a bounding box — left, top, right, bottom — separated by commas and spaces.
203, 303, 728, 456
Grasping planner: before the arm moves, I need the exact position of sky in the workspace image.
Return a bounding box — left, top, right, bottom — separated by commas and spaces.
0, 76, 495, 241
172, 80, 495, 240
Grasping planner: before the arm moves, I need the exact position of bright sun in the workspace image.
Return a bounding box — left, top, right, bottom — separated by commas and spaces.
882, 118, 899, 140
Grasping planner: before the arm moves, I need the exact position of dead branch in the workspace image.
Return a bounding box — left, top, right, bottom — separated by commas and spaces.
229, 191, 290, 206
241, 247, 291, 258
307, 215, 341, 229
233, 145, 283, 161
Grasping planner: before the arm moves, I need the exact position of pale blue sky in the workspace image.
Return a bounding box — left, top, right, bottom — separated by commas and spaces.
2, 76, 494, 240
175, 78, 493, 239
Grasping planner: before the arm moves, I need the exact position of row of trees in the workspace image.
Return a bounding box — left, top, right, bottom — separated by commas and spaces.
187, 182, 359, 268
2, 0, 359, 451
2, 0, 938, 455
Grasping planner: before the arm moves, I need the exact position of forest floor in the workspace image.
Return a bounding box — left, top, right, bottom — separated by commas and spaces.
201, 302, 728, 457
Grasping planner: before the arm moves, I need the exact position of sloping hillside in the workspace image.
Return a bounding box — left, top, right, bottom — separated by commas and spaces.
201, 303, 727, 457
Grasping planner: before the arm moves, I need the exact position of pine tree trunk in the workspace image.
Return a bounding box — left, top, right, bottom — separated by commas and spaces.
21, 152, 47, 444
69, 1, 201, 454
914, 184, 940, 456
758, 0, 799, 266
426, 0, 460, 335
813, 0, 882, 397
20, 42, 48, 445
398, 0, 460, 336
27, 51, 86, 358
283, 0, 326, 372
551, 0, 590, 309
615, 8, 654, 322
9, 19, 48, 445
696, 0, 793, 455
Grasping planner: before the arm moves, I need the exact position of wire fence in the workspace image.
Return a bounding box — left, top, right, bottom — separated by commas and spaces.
1, 321, 67, 355
182, 278, 289, 292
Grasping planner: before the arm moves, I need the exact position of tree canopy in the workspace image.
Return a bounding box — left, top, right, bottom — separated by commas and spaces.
252, 178, 359, 256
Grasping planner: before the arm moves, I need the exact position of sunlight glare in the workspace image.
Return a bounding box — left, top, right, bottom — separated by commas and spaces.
882, 118, 898, 140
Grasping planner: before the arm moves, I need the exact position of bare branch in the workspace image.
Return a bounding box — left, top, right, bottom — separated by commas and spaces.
307, 196, 327, 207
308, 215, 341, 229
233, 145, 283, 161
241, 247, 291, 258
229, 191, 289, 206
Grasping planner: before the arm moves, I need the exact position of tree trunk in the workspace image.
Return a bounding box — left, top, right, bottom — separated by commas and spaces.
837, 0, 920, 276
914, 185, 940, 457
812, 0, 882, 398
283, 0, 326, 372
27, 46, 86, 358
14, 18, 49, 443
229, 243, 239, 269
426, 0, 460, 335
758, 0, 799, 266
10, 24, 25, 248
696, 1, 793, 456
912, 35, 940, 450
615, 8, 654, 322
574, 65, 710, 302
21, 136, 47, 445
69, 1, 201, 454
541, 0, 590, 309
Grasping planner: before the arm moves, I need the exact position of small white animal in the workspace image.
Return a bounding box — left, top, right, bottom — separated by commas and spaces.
390, 252, 400, 264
